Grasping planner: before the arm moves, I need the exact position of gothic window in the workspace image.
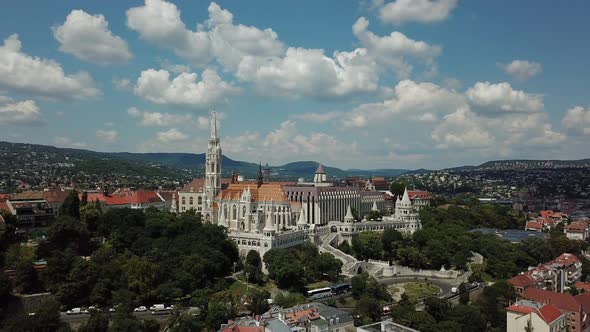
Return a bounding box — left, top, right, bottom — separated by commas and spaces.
232, 205, 237, 220
242, 206, 246, 217
198, 197, 202, 205
182, 197, 186, 205
189, 197, 193, 205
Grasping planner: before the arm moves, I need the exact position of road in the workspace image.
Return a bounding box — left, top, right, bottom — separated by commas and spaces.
379, 276, 459, 297
60, 311, 172, 325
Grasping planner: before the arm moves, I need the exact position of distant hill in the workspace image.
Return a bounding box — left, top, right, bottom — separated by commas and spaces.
0, 142, 410, 180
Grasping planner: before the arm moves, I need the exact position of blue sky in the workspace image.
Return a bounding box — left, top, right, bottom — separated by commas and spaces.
0, 0, 589, 169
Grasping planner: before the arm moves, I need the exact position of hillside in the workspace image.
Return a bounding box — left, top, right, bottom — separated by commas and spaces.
0, 142, 411, 181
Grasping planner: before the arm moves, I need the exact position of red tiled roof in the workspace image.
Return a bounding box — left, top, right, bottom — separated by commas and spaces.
566, 221, 588, 232
84, 193, 131, 206
0, 201, 9, 212
408, 190, 429, 199
575, 293, 590, 314
523, 288, 582, 313
508, 274, 536, 288
552, 253, 580, 266
42, 190, 70, 204
537, 304, 564, 324
575, 282, 590, 293
128, 190, 163, 204
217, 182, 295, 202
506, 303, 534, 315
0, 194, 8, 201
526, 221, 542, 230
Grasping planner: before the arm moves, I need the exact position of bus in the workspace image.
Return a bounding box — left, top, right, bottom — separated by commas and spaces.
306, 287, 332, 299
330, 283, 351, 295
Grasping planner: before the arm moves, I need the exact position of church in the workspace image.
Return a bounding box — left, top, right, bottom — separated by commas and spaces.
174, 112, 425, 259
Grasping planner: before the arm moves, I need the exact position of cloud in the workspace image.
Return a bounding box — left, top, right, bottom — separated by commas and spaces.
134, 68, 240, 109
431, 106, 494, 148
353, 17, 441, 78
54, 136, 88, 148
376, 0, 458, 25
156, 128, 188, 142
0, 97, 42, 125
127, 106, 141, 118
128, 1, 381, 99
126, 1, 283, 68
53, 10, 132, 65
342, 79, 464, 128
498, 59, 542, 81
113, 77, 133, 91
562, 106, 590, 135
466, 82, 543, 113
292, 111, 341, 123
0, 34, 101, 100
96, 129, 118, 143
223, 121, 357, 164
237, 47, 379, 98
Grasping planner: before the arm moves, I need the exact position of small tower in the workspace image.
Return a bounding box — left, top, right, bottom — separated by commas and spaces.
297, 205, 308, 230
313, 164, 327, 183
231, 170, 239, 184
264, 203, 276, 236
257, 162, 264, 188
204, 111, 222, 218
170, 192, 178, 213
218, 205, 227, 228
371, 201, 379, 212
344, 205, 355, 223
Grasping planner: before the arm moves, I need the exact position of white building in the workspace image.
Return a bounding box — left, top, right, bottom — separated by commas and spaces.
506, 300, 566, 332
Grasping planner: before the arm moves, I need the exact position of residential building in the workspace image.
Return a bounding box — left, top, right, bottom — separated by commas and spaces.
357, 319, 419, 332
508, 253, 583, 294
5, 197, 54, 230
83, 189, 166, 210
407, 190, 430, 211
506, 300, 566, 332
522, 288, 590, 332
564, 221, 589, 241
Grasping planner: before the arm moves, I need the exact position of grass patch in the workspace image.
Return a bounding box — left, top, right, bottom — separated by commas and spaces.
403, 282, 440, 302
333, 296, 356, 308
306, 280, 331, 289
388, 286, 401, 294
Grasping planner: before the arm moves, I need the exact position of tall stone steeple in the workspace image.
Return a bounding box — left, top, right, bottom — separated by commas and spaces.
204, 111, 221, 221
256, 162, 264, 188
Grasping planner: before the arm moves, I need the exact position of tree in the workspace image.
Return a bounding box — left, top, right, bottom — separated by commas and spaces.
244, 250, 264, 285
263, 249, 305, 290
81, 192, 88, 207
245, 250, 262, 269
247, 290, 271, 315
80, 204, 100, 233
59, 190, 81, 219
524, 318, 534, 332
14, 261, 41, 294
337, 241, 353, 255
79, 310, 109, 332
424, 297, 449, 322
458, 283, 469, 305
390, 182, 406, 197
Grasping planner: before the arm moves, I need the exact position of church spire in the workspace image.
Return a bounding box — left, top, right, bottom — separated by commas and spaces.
210, 111, 218, 139
257, 161, 264, 188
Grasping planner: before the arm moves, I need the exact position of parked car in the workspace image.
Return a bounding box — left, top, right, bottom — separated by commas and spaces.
451, 287, 458, 294
134, 306, 147, 312
166, 305, 175, 311
109, 305, 119, 313
150, 304, 165, 311
66, 308, 82, 315
88, 306, 101, 312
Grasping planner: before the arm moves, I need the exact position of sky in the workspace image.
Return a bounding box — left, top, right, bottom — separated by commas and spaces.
0, 0, 589, 170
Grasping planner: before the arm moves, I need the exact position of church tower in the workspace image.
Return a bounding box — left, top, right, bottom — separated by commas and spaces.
204, 112, 221, 220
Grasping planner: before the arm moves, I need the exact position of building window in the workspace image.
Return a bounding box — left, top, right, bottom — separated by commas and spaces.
189, 197, 193, 205
181, 197, 186, 205
198, 197, 202, 205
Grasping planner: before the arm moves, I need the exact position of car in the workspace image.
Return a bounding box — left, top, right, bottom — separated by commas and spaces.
166, 305, 175, 311
88, 306, 101, 312
134, 306, 147, 312
28, 312, 36, 317
66, 308, 82, 315
150, 304, 165, 311
81, 308, 90, 314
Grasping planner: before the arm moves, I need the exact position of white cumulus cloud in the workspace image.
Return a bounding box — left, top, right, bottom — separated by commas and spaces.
377, 0, 458, 25
0, 34, 101, 100
498, 59, 542, 81
96, 129, 118, 143
466, 82, 543, 113
0, 97, 42, 125
134, 68, 240, 109
562, 106, 590, 135
156, 128, 188, 142
353, 17, 441, 78
53, 10, 132, 65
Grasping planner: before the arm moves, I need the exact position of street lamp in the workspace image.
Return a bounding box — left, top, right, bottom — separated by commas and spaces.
245, 272, 250, 294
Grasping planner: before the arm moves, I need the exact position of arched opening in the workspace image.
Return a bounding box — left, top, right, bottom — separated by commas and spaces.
198, 196, 202, 205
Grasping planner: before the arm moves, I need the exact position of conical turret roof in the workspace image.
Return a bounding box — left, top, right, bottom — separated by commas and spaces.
315, 164, 325, 174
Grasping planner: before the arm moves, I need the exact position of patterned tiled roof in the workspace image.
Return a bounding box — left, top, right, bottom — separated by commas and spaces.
217, 182, 291, 202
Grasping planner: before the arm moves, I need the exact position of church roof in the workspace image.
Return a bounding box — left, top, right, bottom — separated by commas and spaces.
315, 164, 325, 174
180, 178, 231, 193
216, 182, 292, 202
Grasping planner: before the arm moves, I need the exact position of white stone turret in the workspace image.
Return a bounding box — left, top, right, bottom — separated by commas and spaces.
218, 205, 227, 228
344, 205, 355, 223
170, 193, 178, 213
313, 164, 327, 183
297, 205, 307, 230
371, 201, 378, 212
264, 203, 275, 235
